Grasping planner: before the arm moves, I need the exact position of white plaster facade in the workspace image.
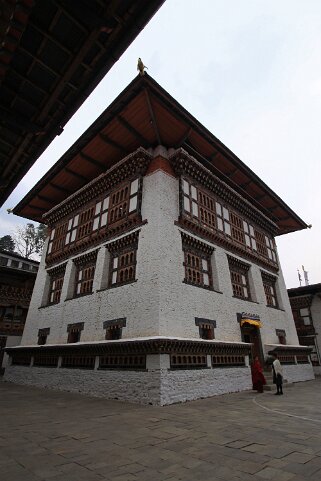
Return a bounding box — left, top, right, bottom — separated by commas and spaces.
20, 167, 300, 348
5, 151, 315, 403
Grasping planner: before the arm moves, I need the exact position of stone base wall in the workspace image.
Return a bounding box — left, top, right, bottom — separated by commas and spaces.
4, 364, 252, 405
313, 366, 321, 376
283, 363, 315, 383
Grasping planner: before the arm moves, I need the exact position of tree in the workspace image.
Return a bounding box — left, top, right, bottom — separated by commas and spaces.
12, 223, 47, 259
0, 235, 15, 252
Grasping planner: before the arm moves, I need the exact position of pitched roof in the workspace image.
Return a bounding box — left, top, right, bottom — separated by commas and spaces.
0, 0, 165, 206
13, 73, 307, 235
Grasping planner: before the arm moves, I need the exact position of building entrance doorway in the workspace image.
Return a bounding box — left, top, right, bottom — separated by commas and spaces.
241, 324, 263, 365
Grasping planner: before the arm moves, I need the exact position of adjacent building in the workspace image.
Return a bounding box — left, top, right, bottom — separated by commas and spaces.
0, 251, 39, 369
5, 74, 314, 404
288, 283, 321, 375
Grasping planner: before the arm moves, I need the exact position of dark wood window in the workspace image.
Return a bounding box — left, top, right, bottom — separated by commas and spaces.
47, 264, 66, 305
108, 231, 139, 288
37, 328, 50, 345
195, 318, 216, 340
73, 251, 97, 297
182, 233, 214, 290
104, 318, 126, 340
230, 212, 245, 245
110, 249, 136, 286
262, 272, 278, 307
276, 329, 286, 345
184, 251, 211, 288
228, 257, 251, 300
199, 191, 216, 230
75, 264, 95, 296
67, 322, 84, 343
49, 276, 64, 304
78, 206, 94, 240
48, 223, 67, 255
109, 178, 140, 226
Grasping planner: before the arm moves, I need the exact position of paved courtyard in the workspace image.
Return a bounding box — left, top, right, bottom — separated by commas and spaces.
0, 378, 321, 481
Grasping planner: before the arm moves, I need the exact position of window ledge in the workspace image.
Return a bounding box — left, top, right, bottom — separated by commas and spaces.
183, 280, 214, 291
266, 305, 285, 312
65, 292, 94, 301
108, 279, 137, 289
232, 296, 259, 304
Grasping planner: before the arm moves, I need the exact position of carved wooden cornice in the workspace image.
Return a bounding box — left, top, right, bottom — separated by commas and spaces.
261, 270, 277, 284
289, 295, 312, 309
169, 149, 278, 235
73, 249, 98, 267
227, 254, 250, 272
44, 148, 152, 225
181, 232, 214, 256
47, 263, 67, 277
107, 230, 139, 254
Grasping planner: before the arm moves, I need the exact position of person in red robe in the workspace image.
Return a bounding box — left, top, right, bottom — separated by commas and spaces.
251, 356, 266, 393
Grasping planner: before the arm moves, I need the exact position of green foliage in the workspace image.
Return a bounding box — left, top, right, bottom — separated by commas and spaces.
0, 235, 15, 252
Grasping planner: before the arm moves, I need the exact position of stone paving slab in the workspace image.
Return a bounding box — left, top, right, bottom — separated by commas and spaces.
0, 378, 321, 481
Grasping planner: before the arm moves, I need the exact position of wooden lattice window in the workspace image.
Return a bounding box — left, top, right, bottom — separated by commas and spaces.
67, 322, 84, 343
182, 233, 214, 290
77, 206, 94, 240
215, 201, 231, 236
74, 251, 97, 297
104, 318, 126, 340
109, 178, 140, 226
276, 329, 286, 345
230, 212, 245, 245
228, 257, 251, 300
198, 191, 216, 230
75, 264, 95, 296
108, 231, 139, 288
184, 251, 212, 288
47, 264, 66, 305
48, 223, 67, 255
262, 272, 278, 307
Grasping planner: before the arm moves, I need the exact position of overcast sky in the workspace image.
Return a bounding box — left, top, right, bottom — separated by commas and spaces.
1, 0, 320, 288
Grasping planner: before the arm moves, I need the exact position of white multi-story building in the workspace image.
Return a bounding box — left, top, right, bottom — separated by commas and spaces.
5, 75, 314, 404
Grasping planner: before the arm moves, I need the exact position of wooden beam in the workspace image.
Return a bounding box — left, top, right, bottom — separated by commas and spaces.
99, 133, 128, 154
175, 127, 192, 148
49, 182, 72, 194
239, 180, 252, 189
79, 152, 106, 170
65, 167, 88, 182
117, 115, 149, 147
37, 193, 54, 203
144, 88, 161, 144
29, 204, 47, 212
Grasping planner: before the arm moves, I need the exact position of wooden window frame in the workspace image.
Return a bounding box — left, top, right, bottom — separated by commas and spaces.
73, 251, 98, 298
181, 233, 214, 290
37, 328, 50, 346
67, 322, 84, 343
47, 264, 66, 305
243, 220, 257, 251
108, 231, 139, 288
228, 256, 251, 300
261, 272, 278, 308
103, 318, 126, 340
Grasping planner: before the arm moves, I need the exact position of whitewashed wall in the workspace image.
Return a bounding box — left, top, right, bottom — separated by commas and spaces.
20, 164, 301, 348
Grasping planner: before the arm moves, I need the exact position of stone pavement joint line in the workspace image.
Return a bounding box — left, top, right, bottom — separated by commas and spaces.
0, 378, 321, 481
